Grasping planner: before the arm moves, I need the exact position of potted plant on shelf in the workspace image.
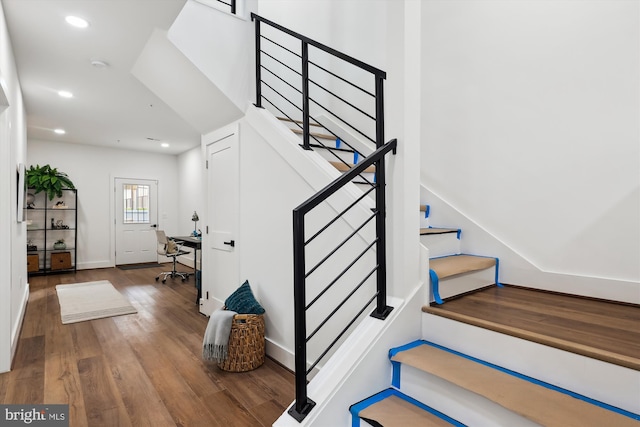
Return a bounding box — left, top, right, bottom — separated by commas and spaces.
53, 239, 66, 250
26, 164, 75, 201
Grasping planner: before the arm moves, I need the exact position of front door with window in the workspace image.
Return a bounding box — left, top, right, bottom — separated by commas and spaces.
115, 178, 158, 265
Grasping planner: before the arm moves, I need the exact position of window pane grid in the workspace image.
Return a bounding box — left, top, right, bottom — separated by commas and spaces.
123, 184, 150, 223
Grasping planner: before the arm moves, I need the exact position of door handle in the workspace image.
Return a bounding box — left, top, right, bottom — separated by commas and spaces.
223, 240, 235, 247
150, 224, 157, 228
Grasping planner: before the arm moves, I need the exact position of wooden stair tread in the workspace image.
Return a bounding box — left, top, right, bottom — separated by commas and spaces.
329, 161, 375, 173
420, 228, 458, 235
422, 306, 640, 371
420, 205, 428, 212
430, 255, 495, 279
291, 128, 335, 140
359, 394, 454, 427
391, 342, 639, 427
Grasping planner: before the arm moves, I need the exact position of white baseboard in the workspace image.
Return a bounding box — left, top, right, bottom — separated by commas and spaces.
11, 283, 29, 365
77, 260, 113, 270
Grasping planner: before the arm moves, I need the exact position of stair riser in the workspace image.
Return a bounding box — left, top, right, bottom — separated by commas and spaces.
420, 233, 460, 258
395, 365, 539, 427
431, 267, 495, 303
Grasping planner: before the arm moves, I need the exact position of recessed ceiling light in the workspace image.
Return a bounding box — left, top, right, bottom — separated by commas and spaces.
54, 129, 66, 135
161, 143, 170, 148
58, 90, 73, 98
91, 59, 109, 68
65, 16, 89, 28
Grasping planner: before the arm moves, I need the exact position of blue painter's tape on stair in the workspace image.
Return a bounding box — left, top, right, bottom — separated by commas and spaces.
349, 388, 394, 427
495, 257, 502, 287
336, 138, 341, 148
349, 388, 466, 427
391, 389, 466, 426
389, 340, 425, 388
430, 269, 444, 304
416, 340, 640, 422
353, 151, 359, 164
425, 205, 430, 218
456, 229, 462, 239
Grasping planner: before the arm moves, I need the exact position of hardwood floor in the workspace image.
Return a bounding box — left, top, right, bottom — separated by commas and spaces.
424, 284, 640, 371
1, 267, 294, 427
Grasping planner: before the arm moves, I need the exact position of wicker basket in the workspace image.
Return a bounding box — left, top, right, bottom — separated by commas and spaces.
218, 313, 265, 372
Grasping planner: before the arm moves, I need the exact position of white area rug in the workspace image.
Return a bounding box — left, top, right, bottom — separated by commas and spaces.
55, 280, 137, 324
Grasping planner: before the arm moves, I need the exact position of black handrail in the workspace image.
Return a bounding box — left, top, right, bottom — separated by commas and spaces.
215, 0, 236, 14
290, 139, 396, 421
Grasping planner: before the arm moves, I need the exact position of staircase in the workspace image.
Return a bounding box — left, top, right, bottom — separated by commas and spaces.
351, 340, 640, 426
278, 116, 377, 194
420, 203, 499, 304
347, 202, 639, 425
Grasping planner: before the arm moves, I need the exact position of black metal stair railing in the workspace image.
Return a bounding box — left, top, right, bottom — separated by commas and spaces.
291, 139, 396, 422
250, 14, 395, 422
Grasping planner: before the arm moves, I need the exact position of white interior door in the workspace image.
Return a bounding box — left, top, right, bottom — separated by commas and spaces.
115, 178, 158, 265
202, 132, 239, 314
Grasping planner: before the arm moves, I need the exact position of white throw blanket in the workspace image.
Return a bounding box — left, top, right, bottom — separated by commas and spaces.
202, 309, 237, 362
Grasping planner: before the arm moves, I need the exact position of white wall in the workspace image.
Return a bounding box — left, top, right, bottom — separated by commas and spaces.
168, 0, 257, 113
0, 0, 29, 373
420, 1, 639, 297
177, 145, 205, 268
27, 140, 180, 269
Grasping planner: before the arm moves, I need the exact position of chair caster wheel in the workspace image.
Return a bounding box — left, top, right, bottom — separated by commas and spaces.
162, 280, 166, 284
182, 278, 186, 282
155, 277, 159, 282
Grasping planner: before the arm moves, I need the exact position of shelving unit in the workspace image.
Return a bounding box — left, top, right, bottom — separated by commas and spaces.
25, 188, 78, 275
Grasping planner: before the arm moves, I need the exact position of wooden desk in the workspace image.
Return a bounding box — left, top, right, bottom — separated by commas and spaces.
172, 236, 202, 303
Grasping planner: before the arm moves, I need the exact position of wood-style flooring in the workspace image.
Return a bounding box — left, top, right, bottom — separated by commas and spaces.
424, 284, 640, 371
0, 266, 294, 427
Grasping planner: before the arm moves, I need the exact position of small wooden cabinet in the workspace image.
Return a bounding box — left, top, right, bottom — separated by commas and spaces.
25, 189, 78, 275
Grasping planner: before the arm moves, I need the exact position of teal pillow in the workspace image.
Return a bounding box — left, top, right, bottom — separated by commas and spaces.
225, 280, 265, 314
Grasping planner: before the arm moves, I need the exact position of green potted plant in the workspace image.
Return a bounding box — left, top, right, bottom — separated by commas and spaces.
53, 239, 66, 250
26, 164, 75, 201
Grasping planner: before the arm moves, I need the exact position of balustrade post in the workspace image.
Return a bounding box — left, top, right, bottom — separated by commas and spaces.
289, 210, 316, 421
253, 16, 262, 108
301, 41, 311, 150
375, 75, 385, 149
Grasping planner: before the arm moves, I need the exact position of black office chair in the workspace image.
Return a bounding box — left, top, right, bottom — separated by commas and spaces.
155, 230, 190, 283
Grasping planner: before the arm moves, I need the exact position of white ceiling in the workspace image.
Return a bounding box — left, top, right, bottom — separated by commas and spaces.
2, 0, 202, 155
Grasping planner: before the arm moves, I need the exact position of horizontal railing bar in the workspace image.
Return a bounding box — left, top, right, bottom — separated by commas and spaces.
252, 13, 386, 79
308, 113, 364, 156
261, 49, 302, 77
261, 34, 302, 59
262, 97, 302, 132
310, 79, 375, 121
309, 97, 376, 145
306, 265, 378, 342
305, 186, 375, 246
261, 80, 303, 113
307, 143, 354, 153
305, 211, 377, 278
308, 60, 375, 98
302, 130, 374, 186
306, 238, 378, 310
261, 65, 302, 95
306, 291, 379, 375
294, 139, 397, 216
